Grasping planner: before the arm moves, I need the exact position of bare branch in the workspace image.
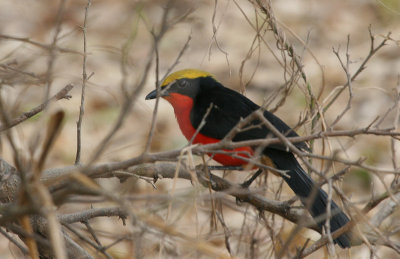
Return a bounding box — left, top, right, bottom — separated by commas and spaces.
330, 35, 353, 127
323, 29, 391, 114
43, 0, 68, 103
125, 163, 319, 232
0, 34, 83, 56
75, 0, 92, 165
0, 84, 74, 132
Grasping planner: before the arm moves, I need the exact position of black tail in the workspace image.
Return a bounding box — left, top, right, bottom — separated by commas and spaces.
263, 149, 351, 248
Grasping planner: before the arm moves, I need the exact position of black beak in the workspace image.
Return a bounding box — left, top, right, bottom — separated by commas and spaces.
145, 89, 157, 100
146, 87, 170, 100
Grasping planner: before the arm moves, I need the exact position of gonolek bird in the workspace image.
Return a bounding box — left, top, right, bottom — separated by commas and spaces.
145, 69, 351, 248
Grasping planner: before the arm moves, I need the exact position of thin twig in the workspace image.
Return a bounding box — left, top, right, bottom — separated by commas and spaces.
0, 84, 74, 132
188, 103, 214, 145
35, 111, 65, 174
62, 223, 113, 259
0, 34, 83, 55
143, 33, 191, 153
75, 0, 92, 165
330, 35, 353, 127
323, 28, 391, 114
43, 0, 67, 103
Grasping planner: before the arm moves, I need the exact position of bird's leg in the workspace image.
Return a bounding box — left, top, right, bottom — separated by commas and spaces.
207, 166, 263, 188
241, 169, 264, 188
235, 169, 264, 205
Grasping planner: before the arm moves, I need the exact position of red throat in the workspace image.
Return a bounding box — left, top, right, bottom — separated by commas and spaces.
164, 93, 253, 166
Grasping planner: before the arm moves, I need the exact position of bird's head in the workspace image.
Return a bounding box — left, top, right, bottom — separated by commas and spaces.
145, 69, 216, 102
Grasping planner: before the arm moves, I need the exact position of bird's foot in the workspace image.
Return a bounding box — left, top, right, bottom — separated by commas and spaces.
240, 169, 263, 188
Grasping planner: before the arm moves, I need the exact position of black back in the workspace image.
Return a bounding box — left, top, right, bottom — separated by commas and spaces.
190, 77, 307, 151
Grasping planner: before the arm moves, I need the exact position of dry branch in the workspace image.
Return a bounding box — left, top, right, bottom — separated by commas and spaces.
124, 162, 319, 231
75, 0, 92, 165
0, 34, 83, 56
0, 84, 74, 132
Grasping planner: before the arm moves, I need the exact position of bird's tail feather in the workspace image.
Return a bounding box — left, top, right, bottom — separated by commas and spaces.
263, 149, 351, 248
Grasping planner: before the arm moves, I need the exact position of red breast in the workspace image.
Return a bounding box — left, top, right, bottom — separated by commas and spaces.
165, 93, 254, 166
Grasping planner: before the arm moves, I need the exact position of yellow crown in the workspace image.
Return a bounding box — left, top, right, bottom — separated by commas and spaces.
161, 69, 214, 87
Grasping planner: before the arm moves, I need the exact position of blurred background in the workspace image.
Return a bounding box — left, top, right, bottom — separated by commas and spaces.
0, 0, 399, 258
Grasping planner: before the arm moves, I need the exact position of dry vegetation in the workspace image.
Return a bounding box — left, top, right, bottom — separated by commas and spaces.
0, 0, 400, 258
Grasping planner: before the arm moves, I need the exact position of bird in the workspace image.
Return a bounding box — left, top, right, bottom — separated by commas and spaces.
145, 69, 351, 248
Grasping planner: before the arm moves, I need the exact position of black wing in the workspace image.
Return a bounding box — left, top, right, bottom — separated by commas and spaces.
190, 83, 307, 151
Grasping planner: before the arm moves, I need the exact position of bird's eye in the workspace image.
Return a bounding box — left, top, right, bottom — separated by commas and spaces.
177, 79, 189, 88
